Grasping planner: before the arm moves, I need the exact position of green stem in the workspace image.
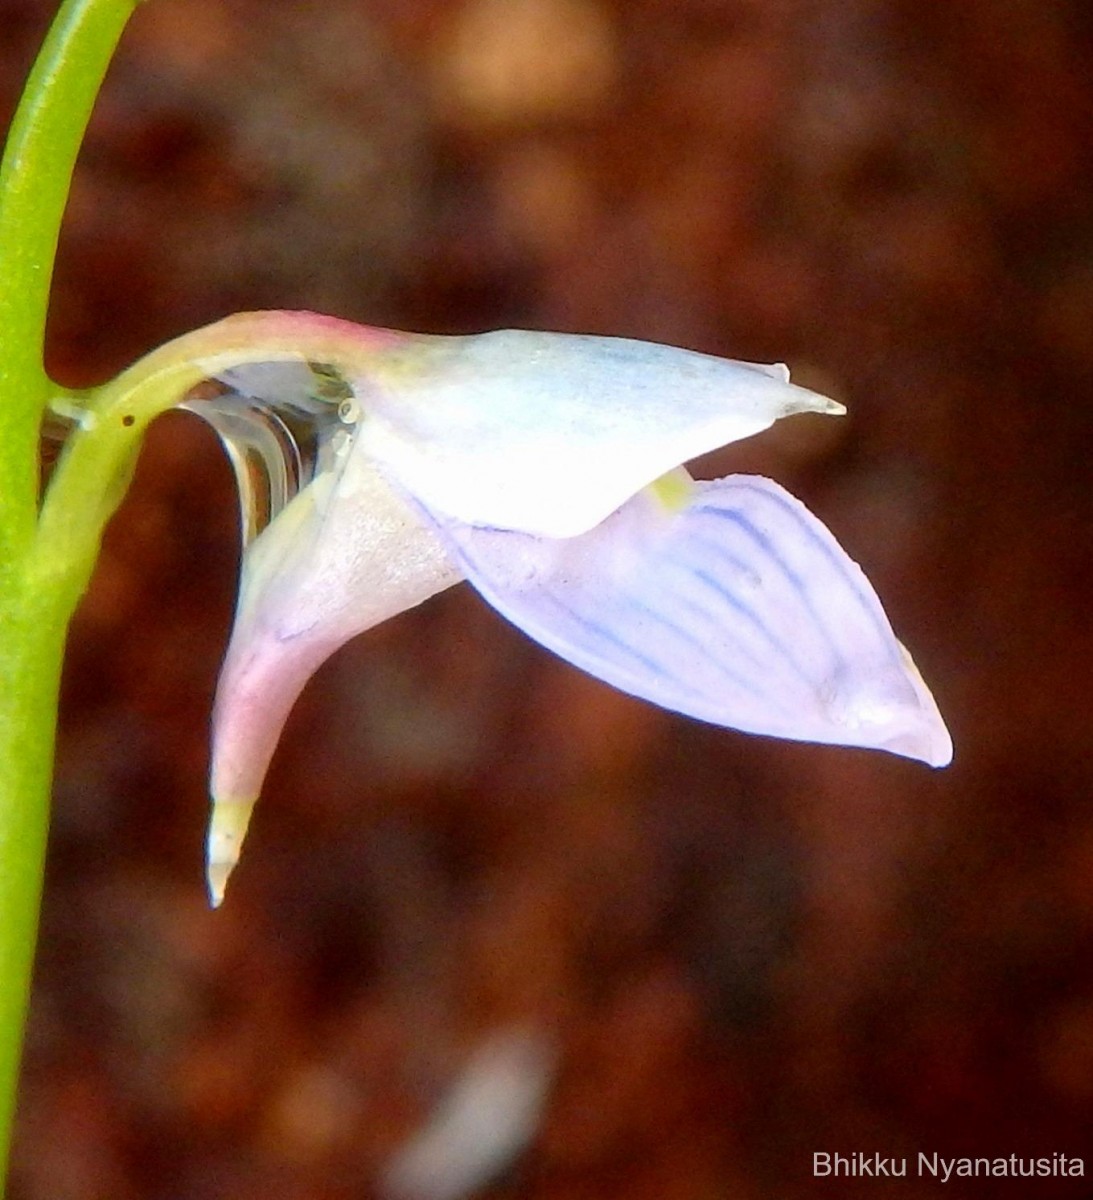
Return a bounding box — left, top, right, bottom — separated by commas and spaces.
0, 600, 67, 1182
0, 0, 138, 553
0, 0, 139, 1187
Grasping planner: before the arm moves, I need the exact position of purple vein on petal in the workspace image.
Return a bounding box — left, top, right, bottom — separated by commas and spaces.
696, 478, 896, 652
681, 546, 816, 686
413, 474, 952, 766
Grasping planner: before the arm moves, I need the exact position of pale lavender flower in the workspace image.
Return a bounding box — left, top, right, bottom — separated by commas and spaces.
194, 316, 951, 904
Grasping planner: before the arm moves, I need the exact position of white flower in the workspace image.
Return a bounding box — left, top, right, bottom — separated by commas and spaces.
191, 317, 951, 905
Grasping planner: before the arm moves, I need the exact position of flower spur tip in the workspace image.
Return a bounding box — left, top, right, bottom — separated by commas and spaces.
205, 795, 256, 907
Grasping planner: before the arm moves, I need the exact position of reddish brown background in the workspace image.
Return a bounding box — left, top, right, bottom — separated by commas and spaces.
4, 0, 1093, 1196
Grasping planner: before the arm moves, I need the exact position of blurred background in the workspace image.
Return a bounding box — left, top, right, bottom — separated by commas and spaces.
4, 0, 1093, 1196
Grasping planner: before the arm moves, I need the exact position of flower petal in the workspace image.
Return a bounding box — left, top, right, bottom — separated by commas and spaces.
415, 473, 952, 766
355, 331, 843, 537
207, 449, 461, 904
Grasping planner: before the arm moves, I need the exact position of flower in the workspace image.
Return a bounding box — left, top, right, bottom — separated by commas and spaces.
188, 315, 952, 905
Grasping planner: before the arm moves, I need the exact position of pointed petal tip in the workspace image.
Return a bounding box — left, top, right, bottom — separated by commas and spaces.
921, 718, 955, 769
824, 659, 953, 770
778, 384, 845, 421
205, 795, 256, 908
929, 740, 954, 769
802, 393, 846, 417
877, 714, 954, 769
896, 646, 954, 768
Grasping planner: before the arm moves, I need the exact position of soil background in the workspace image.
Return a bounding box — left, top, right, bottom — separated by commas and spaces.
3, 1, 1093, 1197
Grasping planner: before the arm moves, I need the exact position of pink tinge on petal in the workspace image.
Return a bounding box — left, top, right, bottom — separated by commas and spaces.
210, 623, 349, 811
206, 629, 338, 906
415, 475, 952, 767
201, 309, 414, 361
205, 456, 461, 903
